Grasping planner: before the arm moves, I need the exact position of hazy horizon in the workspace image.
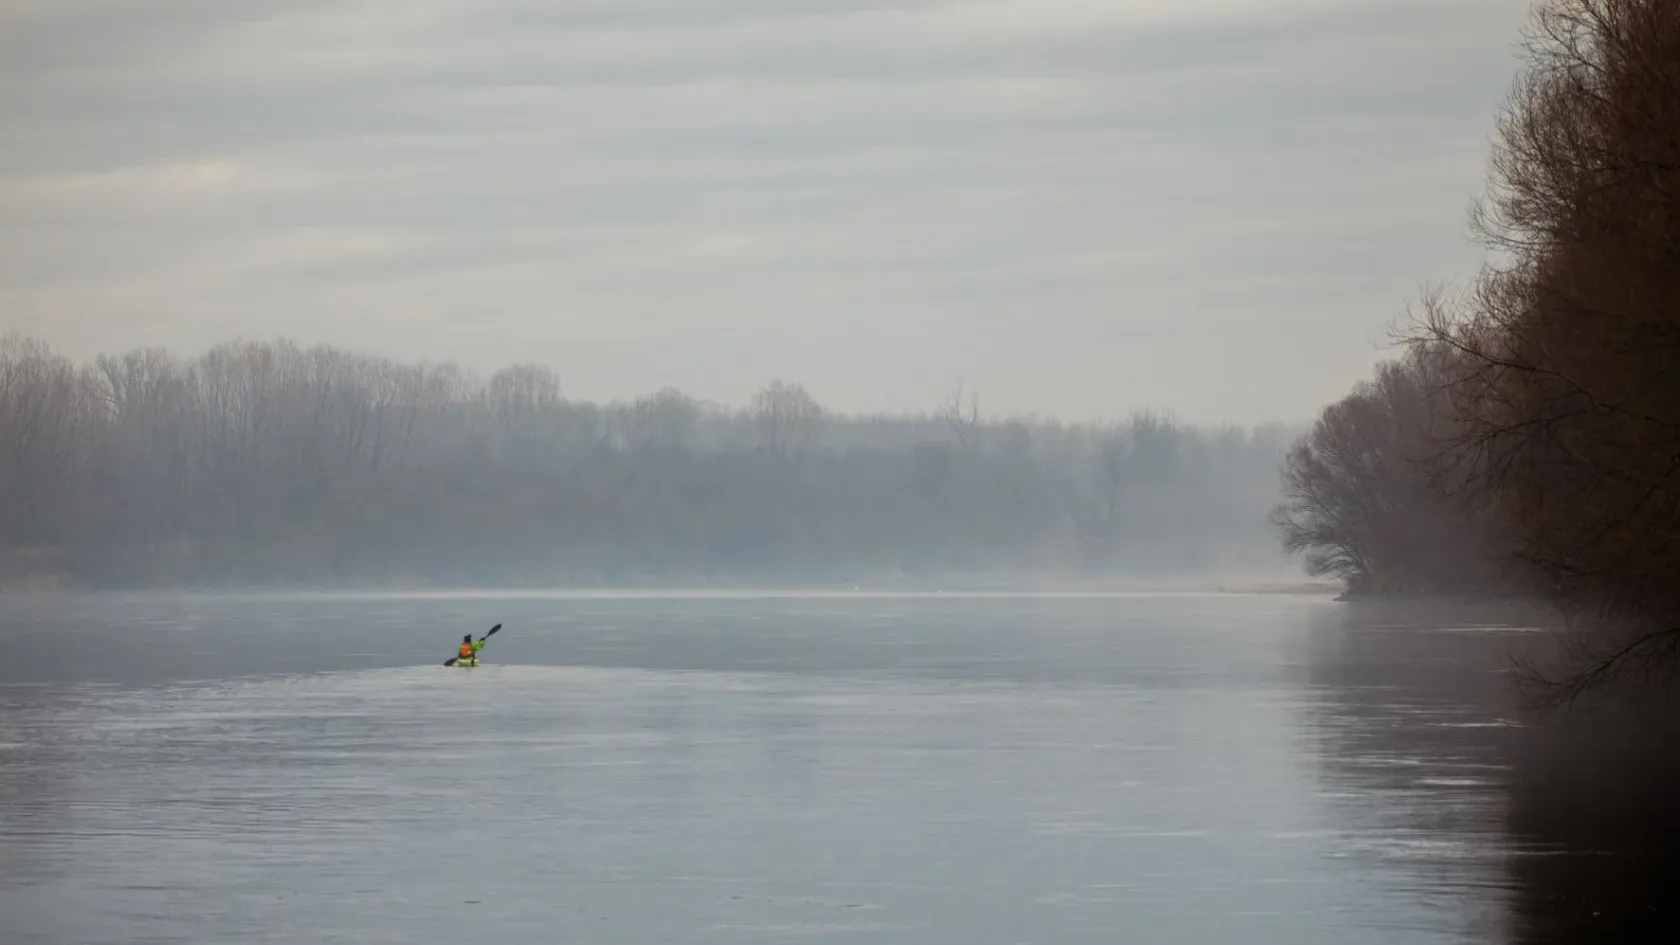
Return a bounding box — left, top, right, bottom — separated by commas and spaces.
0, 332, 1300, 591
1, 0, 1532, 427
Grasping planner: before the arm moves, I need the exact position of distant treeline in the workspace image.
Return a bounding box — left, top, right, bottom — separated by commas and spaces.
0, 335, 1293, 588
1272, 0, 1680, 698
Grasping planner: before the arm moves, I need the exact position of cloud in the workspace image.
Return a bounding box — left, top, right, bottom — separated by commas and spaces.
0, 0, 1532, 423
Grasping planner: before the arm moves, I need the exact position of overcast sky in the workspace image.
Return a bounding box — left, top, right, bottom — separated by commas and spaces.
1, 0, 1532, 424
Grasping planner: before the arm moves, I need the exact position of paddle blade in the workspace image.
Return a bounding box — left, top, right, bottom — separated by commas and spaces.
443, 657, 458, 667
484, 623, 502, 639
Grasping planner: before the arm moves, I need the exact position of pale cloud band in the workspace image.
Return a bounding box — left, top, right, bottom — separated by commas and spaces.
0, 0, 1531, 423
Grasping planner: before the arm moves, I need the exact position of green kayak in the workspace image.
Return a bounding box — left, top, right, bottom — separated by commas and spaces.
455, 658, 480, 668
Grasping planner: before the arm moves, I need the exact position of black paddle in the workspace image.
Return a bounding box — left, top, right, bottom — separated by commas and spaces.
444, 623, 502, 666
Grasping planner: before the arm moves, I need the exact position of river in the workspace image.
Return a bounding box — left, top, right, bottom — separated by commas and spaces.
0, 590, 1673, 943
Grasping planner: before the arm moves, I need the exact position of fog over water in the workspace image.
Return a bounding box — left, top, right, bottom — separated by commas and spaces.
2, 591, 1673, 944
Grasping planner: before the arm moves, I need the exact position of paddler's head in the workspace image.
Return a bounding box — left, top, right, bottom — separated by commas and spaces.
463, 634, 472, 643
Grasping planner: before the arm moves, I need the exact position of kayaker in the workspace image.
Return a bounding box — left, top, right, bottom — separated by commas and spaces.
458, 634, 481, 663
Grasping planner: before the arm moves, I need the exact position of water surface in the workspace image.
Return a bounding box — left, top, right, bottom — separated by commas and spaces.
0, 592, 1672, 943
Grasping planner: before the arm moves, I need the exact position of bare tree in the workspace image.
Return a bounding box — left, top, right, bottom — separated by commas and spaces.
940, 382, 981, 451
1401, 0, 1680, 699
750, 380, 825, 459
1271, 344, 1504, 596
630, 387, 699, 450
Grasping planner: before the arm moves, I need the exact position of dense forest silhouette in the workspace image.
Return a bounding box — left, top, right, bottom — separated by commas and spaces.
0, 335, 1292, 589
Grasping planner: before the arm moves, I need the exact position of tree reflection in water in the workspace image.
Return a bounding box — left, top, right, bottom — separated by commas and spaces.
1298, 601, 1680, 944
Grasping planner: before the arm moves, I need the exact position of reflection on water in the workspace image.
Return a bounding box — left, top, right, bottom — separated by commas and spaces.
0, 592, 1675, 943
1300, 601, 1680, 945
1502, 701, 1680, 944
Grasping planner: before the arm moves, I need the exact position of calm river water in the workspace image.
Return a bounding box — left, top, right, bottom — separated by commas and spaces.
0, 591, 1674, 944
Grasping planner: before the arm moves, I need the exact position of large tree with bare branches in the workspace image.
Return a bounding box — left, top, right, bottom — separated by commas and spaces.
1410, 0, 1680, 698
1271, 343, 1503, 596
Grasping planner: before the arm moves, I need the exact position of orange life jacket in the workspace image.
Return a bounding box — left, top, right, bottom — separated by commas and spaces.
459, 642, 475, 659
